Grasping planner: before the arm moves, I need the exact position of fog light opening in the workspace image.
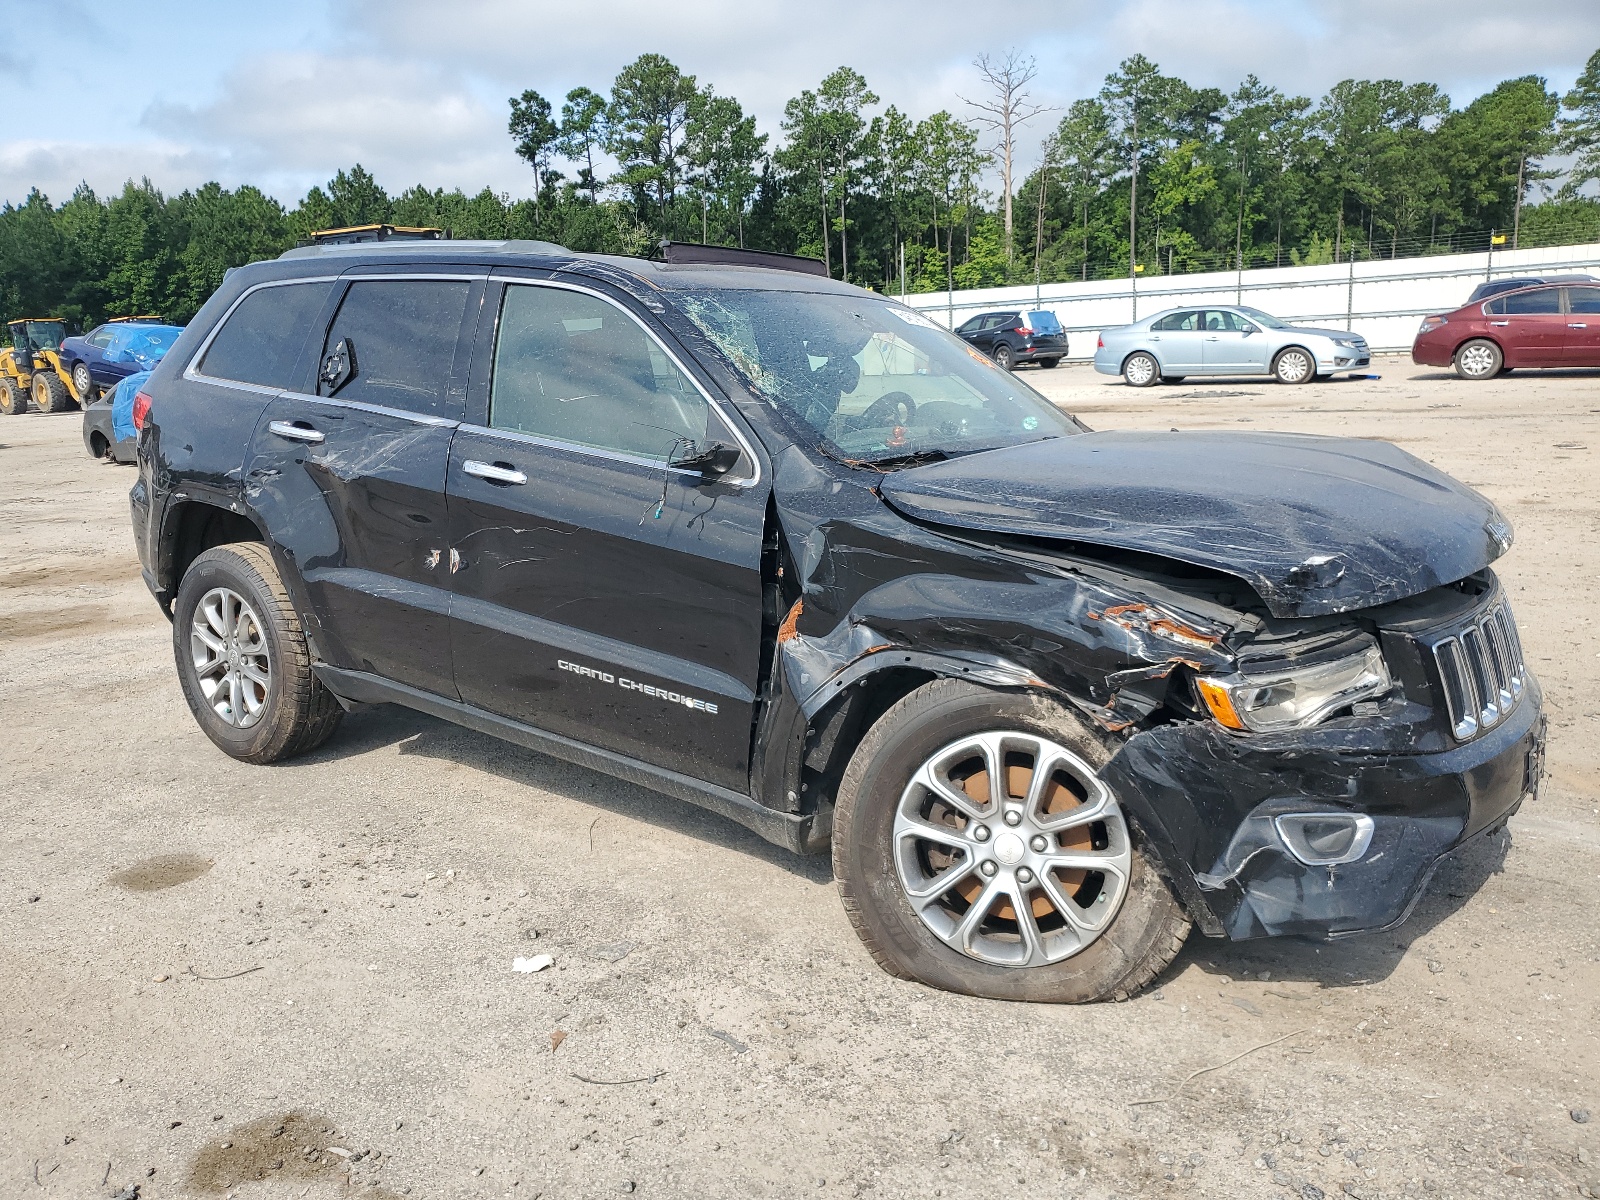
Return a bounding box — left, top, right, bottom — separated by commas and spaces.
1273, 812, 1375, 867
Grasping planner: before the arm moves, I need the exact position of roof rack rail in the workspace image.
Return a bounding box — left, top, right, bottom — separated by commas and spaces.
304, 224, 450, 246
657, 240, 829, 277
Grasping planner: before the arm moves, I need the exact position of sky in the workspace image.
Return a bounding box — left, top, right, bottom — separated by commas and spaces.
3, 0, 1600, 209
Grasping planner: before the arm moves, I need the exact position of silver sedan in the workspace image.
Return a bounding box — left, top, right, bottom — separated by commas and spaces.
1093, 305, 1371, 386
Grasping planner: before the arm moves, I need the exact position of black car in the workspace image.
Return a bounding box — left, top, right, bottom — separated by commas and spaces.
81, 393, 135, 462
955, 309, 1066, 369
129, 239, 1544, 1003
1465, 274, 1595, 305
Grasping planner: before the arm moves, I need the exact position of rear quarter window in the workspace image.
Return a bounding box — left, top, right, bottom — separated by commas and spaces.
198, 280, 335, 389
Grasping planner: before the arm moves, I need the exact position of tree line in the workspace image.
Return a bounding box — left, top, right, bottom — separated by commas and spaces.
6, 48, 1600, 329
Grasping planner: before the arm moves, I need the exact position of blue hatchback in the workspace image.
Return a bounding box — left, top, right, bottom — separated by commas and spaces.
59, 318, 184, 402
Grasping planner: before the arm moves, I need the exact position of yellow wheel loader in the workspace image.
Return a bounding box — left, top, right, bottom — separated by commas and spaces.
0, 318, 81, 415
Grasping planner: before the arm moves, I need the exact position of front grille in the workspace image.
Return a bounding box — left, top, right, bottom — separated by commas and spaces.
1429, 598, 1526, 740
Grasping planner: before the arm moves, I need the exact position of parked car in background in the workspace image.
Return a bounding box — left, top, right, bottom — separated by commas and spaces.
81, 324, 180, 461
954, 309, 1066, 370
1094, 305, 1370, 386
1464, 274, 1595, 306
1412, 282, 1600, 379
59, 317, 182, 402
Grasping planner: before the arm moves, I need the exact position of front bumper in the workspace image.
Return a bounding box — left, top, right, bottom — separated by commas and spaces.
1103, 676, 1544, 940
1317, 345, 1371, 372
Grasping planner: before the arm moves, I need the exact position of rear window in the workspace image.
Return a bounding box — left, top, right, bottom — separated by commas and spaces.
200, 281, 335, 389
1025, 311, 1062, 335
318, 279, 472, 417
1485, 288, 1561, 316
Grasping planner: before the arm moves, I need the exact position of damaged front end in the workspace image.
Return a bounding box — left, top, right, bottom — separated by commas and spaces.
755, 435, 1544, 944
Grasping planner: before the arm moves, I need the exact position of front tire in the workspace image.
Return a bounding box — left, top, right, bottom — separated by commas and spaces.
172, 543, 343, 765
1454, 339, 1502, 380
1122, 352, 1159, 387
72, 363, 95, 404
1273, 346, 1315, 384
994, 343, 1014, 371
33, 371, 70, 413
832, 679, 1190, 1002
1160, 375, 1186, 384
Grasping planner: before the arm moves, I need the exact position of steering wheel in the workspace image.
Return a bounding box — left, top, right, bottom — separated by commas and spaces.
851, 390, 916, 431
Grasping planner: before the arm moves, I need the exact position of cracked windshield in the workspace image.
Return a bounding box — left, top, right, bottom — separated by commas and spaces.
675, 288, 1079, 463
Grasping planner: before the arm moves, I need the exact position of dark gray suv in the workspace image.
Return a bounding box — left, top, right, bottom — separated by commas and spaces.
127, 238, 1544, 1003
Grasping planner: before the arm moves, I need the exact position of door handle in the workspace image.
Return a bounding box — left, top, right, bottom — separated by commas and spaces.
463, 459, 527, 486
1570, 323, 1588, 328
1490, 321, 1510, 327
268, 420, 325, 444
1205, 336, 1220, 341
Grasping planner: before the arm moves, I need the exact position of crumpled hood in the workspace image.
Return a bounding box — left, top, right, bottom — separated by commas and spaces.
878, 431, 1510, 618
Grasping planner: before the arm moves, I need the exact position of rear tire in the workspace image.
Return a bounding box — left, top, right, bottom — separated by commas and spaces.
172, 542, 343, 765
1160, 375, 1186, 384
72, 362, 95, 404
1039, 358, 1060, 369
88, 432, 109, 459
0, 377, 26, 415
1454, 339, 1502, 380
1122, 352, 1160, 387
994, 343, 1014, 371
1272, 346, 1315, 384
32, 371, 70, 413
832, 678, 1190, 1002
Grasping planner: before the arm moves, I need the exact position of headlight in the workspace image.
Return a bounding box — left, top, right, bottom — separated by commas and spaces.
1194, 645, 1391, 733
1332, 338, 1355, 350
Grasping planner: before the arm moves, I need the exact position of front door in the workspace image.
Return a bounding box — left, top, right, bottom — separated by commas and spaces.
1201, 310, 1269, 373
1489, 286, 1566, 366
446, 279, 769, 792
244, 273, 481, 698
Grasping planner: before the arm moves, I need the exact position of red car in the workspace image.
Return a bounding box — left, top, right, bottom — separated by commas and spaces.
1412, 281, 1600, 378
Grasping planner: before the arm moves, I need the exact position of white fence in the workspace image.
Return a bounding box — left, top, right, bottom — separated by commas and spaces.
899, 242, 1600, 360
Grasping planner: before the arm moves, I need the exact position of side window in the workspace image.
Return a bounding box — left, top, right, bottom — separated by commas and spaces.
1483, 296, 1506, 316
1501, 288, 1561, 315
1154, 311, 1201, 332
1568, 287, 1600, 314
956, 317, 980, 335
200, 281, 336, 389
87, 327, 115, 348
1202, 310, 1243, 332
318, 279, 471, 416
489, 285, 710, 462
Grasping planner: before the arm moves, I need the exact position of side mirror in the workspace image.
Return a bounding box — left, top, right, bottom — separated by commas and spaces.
1240, 324, 1258, 335
673, 440, 741, 479
319, 338, 357, 395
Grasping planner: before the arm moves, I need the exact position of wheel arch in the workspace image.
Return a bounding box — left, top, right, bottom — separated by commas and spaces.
1272, 343, 1317, 368
158, 499, 269, 608
1120, 347, 1161, 374
1452, 333, 1505, 361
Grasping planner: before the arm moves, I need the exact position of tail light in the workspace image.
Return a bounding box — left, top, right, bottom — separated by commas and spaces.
132, 390, 152, 431
1419, 316, 1447, 334
1016, 326, 1033, 336
1097, 334, 1104, 348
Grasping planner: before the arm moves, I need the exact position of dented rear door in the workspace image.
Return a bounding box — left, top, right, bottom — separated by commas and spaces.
242, 272, 483, 699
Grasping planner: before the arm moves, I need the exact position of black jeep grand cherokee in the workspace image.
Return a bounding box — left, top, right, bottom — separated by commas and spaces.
130, 238, 1544, 1003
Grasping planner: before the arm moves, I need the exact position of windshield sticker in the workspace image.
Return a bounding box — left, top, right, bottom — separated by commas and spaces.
885, 306, 941, 330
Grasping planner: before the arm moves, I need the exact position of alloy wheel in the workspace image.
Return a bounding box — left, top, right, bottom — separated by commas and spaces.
1124, 354, 1155, 386
1276, 349, 1312, 383
190, 586, 272, 728
1458, 343, 1497, 378
892, 731, 1132, 968
73, 364, 92, 400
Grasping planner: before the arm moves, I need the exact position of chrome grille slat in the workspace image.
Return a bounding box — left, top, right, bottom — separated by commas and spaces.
1429, 599, 1526, 742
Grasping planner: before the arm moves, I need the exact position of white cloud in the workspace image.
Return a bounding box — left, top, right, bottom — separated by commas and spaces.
0, 140, 226, 205
142, 51, 529, 200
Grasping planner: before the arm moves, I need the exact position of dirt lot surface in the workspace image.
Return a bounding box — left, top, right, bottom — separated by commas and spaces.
2, 357, 1598, 1200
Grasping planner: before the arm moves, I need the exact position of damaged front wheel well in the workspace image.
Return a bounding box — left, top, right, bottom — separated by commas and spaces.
800, 667, 939, 814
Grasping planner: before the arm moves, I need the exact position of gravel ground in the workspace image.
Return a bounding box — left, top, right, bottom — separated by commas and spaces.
1, 355, 1597, 1200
